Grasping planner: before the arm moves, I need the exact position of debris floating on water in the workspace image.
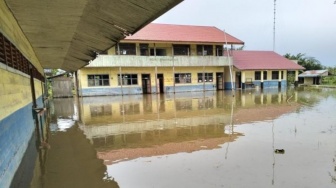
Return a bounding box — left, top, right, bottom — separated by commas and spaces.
274, 149, 285, 154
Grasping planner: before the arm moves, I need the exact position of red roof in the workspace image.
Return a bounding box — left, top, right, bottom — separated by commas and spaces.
232, 51, 305, 70
124, 23, 244, 44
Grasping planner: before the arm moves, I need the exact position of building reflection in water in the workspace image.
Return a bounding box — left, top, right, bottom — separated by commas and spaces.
78, 89, 300, 164
26, 88, 302, 188
30, 98, 120, 188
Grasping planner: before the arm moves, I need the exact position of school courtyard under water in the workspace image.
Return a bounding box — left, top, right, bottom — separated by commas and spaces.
12, 87, 336, 188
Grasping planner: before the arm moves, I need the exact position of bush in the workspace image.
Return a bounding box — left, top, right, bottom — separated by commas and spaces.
322, 76, 336, 85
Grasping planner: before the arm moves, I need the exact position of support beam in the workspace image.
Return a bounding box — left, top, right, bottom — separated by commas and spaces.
29, 65, 37, 108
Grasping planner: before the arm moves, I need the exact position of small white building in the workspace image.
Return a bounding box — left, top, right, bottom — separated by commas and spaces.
298, 70, 330, 85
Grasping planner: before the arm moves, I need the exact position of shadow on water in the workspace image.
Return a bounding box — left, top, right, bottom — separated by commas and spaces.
11, 87, 336, 188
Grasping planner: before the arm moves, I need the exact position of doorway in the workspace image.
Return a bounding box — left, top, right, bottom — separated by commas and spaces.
236, 72, 242, 89
141, 74, 151, 94
157, 74, 164, 93
216, 72, 224, 90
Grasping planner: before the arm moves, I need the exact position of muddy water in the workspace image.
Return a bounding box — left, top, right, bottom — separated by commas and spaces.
29, 88, 336, 188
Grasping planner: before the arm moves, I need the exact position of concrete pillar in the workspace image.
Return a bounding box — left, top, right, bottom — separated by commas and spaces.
136, 43, 140, 56
294, 70, 299, 87
119, 66, 123, 95
74, 71, 80, 97
29, 65, 37, 108
261, 71, 264, 89
241, 93, 246, 107
155, 66, 158, 94
172, 47, 175, 93
278, 70, 282, 88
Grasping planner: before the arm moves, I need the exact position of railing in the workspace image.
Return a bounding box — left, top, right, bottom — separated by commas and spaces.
87, 55, 232, 67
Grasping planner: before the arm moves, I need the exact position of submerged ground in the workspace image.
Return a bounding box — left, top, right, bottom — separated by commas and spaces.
15, 87, 336, 188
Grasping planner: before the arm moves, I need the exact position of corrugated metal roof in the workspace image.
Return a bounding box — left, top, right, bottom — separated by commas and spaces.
124, 23, 244, 44
4, 0, 183, 71
298, 70, 329, 77
232, 51, 305, 70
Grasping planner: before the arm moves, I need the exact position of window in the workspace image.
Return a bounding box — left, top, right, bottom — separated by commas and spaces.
263, 71, 268, 80
272, 71, 279, 80
175, 100, 192, 111
175, 73, 191, 84
118, 74, 138, 85
88, 74, 109, 86
173, 44, 190, 55
120, 103, 140, 115
197, 73, 213, 82
150, 48, 166, 56
255, 71, 261, 80
198, 98, 214, 109
216, 45, 223, 56
90, 104, 112, 117
116, 43, 136, 55
281, 71, 284, 79
197, 45, 213, 56
140, 43, 149, 56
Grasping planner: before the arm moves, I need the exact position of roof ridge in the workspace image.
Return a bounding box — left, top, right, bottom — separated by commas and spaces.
151, 22, 217, 28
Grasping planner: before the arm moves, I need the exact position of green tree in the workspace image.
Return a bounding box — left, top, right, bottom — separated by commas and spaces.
284, 53, 325, 70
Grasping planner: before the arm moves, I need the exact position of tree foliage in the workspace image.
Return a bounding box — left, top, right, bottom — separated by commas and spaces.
284, 53, 325, 70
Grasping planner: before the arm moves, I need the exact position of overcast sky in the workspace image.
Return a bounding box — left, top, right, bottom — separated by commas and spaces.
153, 0, 336, 67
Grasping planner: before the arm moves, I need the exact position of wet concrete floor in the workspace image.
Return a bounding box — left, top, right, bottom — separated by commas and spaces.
25, 88, 336, 188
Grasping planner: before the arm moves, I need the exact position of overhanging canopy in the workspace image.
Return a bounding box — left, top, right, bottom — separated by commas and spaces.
5, 0, 182, 71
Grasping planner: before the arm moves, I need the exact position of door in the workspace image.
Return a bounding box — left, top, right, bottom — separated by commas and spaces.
236, 72, 242, 89
216, 72, 224, 90
142, 74, 151, 94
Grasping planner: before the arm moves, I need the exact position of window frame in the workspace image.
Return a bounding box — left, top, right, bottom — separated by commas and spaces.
197, 45, 213, 56
87, 74, 110, 87
116, 43, 136, 55
173, 44, 190, 56
255, 71, 261, 80
139, 43, 149, 56
215, 45, 223, 56
118, 74, 138, 85
175, 73, 192, 84
90, 104, 112, 117
272, 71, 279, 80
197, 72, 213, 82
281, 71, 284, 79
263, 71, 268, 80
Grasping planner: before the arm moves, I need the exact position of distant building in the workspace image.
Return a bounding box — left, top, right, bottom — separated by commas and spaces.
298, 70, 330, 85
232, 51, 305, 89
78, 23, 304, 96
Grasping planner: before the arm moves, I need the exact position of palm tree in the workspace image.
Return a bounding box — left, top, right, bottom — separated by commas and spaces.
284, 53, 324, 70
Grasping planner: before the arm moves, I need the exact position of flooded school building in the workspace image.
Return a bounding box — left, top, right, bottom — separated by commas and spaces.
78, 23, 304, 96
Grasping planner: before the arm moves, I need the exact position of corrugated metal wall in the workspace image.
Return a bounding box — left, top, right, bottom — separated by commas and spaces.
52, 77, 73, 98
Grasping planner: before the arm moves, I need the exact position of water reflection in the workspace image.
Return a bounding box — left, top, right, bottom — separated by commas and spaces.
79, 92, 239, 164
77, 89, 305, 167
30, 98, 119, 188
28, 88, 336, 188
49, 98, 76, 132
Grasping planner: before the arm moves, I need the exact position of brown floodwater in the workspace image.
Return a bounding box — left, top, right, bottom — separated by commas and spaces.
29, 87, 336, 188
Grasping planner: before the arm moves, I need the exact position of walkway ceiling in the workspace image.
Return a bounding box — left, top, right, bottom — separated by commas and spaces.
5, 0, 182, 71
